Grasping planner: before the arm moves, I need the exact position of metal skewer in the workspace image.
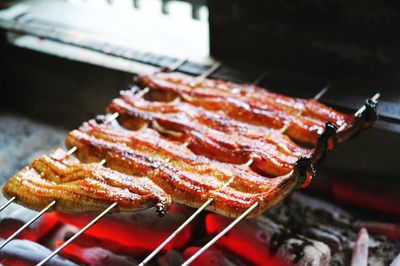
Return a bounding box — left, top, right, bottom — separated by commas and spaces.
0, 142, 109, 252
37, 202, 118, 266
35, 59, 190, 265
355, 92, 380, 116
180, 92, 381, 265
181, 202, 259, 266
277, 85, 333, 134
0, 200, 56, 250
0, 196, 16, 212
0, 58, 188, 258
337, 92, 380, 132
139, 160, 253, 266
139, 62, 224, 265
139, 198, 213, 266
253, 70, 267, 86
178, 77, 329, 266
314, 85, 330, 101
140, 160, 254, 266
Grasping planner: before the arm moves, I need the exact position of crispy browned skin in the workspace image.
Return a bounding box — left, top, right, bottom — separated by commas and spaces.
137, 72, 355, 144
2, 148, 170, 214
65, 121, 311, 218
108, 92, 310, 176
119, 90, 309, 156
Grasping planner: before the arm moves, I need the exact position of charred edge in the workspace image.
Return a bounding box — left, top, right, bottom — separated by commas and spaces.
130, 85, 142, 95
295, 157, 315, 188
159, 66, 172, 73
312, 122, 337, 165
348, 97, 379, 139
95, 115, 107, 124
156, 202, 167, 217
360, 98, 378, 125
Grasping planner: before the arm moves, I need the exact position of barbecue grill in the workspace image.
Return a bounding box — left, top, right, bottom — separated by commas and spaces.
0, 1, 399, 265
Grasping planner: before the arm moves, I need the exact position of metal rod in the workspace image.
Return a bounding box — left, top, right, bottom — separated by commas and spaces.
196, 62, 221, 81
253, 71, 267, 85
36, 202, 118, 266
0, 200, 56, 250
314, 85, 330, 100
34, 57, 191, 264
354, 93, 380, 117
106, 112, 119, 123
139, 198, 213, 266
0, 196, 15, 212
141, 107, 245, 266
181, 202, 259, 266
337, 93, 380, 132
278, 85, 335, 134
178, 87, 344, 264
66, 146, 77, 157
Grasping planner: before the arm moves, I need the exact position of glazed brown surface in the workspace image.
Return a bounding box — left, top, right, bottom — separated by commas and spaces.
2, 148, 170, 214
108, 91, 311, 176
137, 72, 355, 144
65, 120, 310, 218
3, 73, 370, 218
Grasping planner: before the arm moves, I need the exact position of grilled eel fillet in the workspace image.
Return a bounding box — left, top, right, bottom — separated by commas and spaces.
137, 72, 371, 145
108, 90, 311, 176
2, 148, 170, 215
65, 119, 314, 218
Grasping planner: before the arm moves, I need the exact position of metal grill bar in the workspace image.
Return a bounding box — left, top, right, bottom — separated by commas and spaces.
181, 202, 259, 266
0, 200, 56, 250
0, 196, 15, 212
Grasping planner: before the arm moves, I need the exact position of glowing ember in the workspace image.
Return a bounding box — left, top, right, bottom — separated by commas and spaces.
53, 208, 192, 256
183, 246, 243, 266
0, 211, 58, 242
205, 214, 289, 266
331, 179, 400, 215
56, 241, 137, 266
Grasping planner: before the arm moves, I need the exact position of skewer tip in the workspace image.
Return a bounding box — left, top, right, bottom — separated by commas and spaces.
313, 85, 330, 100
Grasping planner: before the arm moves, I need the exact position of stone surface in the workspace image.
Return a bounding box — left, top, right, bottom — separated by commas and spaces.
0, 113, 66, 186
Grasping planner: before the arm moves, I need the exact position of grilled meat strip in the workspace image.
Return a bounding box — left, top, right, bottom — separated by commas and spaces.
118, 89, 309, 156
108, 91, 310, 176
2, 148, 170, 215
137, 73, 355, 144
66, 120, 314, 218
